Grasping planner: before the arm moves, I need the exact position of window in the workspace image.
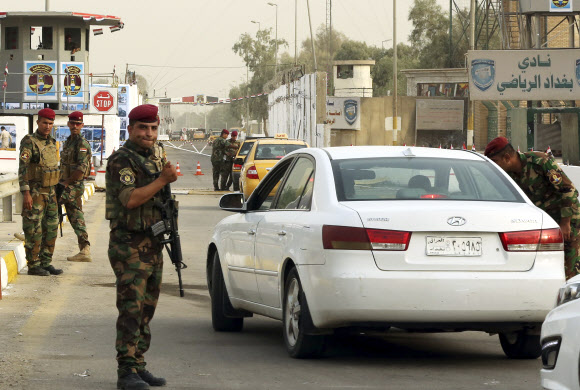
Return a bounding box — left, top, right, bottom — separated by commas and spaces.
237, 140, 256, 157
337, 65, 353, 79
85, 28, 90, 51
332, 157, 523, 202
274, 158, 315, 210
248, 159, 295, 212
30, 26, 53, 50
255, 143, 306, 160
64, 28, 81, 52
5, 27, 18, 50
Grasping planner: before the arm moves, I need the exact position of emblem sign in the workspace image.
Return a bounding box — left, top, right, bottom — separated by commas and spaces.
470, 59, 495, 91
28, 64, 54, 95
550, 0, 571, 11
64, 65, 82, 96
447, 217, 466, 226
344, 99, 358, 125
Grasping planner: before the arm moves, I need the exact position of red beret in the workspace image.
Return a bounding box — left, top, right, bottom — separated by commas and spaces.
231, 130, 238, 136
484, 137, 509, 157
38, 108, 55, 120
128, 104, 159, 123
68, 111, 83, 122
221, 129, 229, 135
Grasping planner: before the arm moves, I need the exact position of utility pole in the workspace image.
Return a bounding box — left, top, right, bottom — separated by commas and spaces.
295, 0, 298, 65
268, 2, 278, 74
306, 0, 317, 72
468, 0, 475, 147
392, 0, 398, 145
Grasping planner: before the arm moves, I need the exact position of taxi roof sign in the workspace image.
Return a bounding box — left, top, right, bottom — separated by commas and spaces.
274, 133, 288, 139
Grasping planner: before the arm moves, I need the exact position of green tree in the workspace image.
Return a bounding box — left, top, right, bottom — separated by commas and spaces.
207, 104, 242, 130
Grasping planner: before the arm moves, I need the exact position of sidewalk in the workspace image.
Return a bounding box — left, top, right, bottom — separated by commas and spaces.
0, 182, 96, 298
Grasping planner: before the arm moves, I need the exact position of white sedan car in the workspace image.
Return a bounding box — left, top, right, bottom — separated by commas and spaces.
541, 275, 580, 389
207, 146, 565, 358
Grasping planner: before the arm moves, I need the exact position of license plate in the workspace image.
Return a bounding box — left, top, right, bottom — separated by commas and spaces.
425, 236, 482, 256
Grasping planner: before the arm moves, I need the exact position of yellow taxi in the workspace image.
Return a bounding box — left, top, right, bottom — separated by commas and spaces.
239, 135, 309, 199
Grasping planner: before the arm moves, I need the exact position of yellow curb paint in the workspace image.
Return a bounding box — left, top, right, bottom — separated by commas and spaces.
2, 251, 18, 284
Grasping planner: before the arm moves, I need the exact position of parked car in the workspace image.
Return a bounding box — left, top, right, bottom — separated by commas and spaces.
540, 274, 580, 389
232, 134, 279, 192
170, 129, 182, 141
239, 137, 308, 199
207, 146, 565, 358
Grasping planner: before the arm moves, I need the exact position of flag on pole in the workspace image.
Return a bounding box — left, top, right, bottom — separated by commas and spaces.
472, 144, 476, 151
110, 24, 122, 33
93, 28, 103, 36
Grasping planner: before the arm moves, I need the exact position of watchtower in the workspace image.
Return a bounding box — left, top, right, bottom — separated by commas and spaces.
0, 11, 123, 112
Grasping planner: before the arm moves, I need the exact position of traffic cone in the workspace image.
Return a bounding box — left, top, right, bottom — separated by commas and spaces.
194, 161, 204, 176
517, 145, 521, 152
472, 144, 476, 151
462, 143, 466, 150
90, 161, 96, 176
439, 144, 442, 149
547, 145, 552, 155
176, 162, 184, 176
450, 144, 454, 150
403, 143, 407, 146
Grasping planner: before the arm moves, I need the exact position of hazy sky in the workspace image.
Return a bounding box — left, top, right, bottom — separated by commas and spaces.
4, 0, 456, 99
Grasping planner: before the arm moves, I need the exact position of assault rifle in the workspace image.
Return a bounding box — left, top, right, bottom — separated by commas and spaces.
151, 182, 187, 297
55, 183, 67, 237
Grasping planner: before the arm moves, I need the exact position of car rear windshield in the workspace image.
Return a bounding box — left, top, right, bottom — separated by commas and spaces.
332, 157, 524, 202
255, 144, 306, 160
238, 141, 255, 157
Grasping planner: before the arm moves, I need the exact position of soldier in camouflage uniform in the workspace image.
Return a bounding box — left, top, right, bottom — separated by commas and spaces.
222, 130, 240, 191
19, 108, 63, 276
106, 104, 177, 390
485, 137, 580, 279
60, 111, 92, 262
211, 129, 229, 191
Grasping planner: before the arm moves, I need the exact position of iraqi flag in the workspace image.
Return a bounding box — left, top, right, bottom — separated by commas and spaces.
93, 28, 103, 36
110, 24, 123, 33
4, 63, 8, 76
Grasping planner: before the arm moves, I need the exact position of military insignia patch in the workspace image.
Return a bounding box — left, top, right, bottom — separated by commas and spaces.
548, 169, 563, 185
20, 150, 31, 161
79, 148, 87, 153
119, 168, 136, 185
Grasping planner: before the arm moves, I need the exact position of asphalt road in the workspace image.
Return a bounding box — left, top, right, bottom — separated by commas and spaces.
162, 140, 215, 190
0, 193, 546, 390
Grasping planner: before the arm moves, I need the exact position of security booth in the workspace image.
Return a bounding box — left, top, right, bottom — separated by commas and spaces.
0, 11, 123, 112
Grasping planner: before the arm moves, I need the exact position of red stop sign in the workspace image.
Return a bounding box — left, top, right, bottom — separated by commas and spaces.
93, 90, 115, 112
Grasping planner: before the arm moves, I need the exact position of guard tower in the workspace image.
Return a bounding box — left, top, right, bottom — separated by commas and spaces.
333, 60, 375, 97
0, 11, 123, 112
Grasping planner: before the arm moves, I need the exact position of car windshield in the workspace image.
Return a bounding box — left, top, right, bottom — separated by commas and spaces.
238, 141, 255, 157
332, 157, 523, 202
255, 144, 305, 160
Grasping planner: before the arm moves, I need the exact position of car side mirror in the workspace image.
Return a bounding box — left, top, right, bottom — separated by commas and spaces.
234, 157, 244, 165
219, 193, 246, 212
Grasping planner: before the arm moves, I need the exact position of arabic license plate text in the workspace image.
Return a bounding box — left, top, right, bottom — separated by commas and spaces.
426, 236, 482, 256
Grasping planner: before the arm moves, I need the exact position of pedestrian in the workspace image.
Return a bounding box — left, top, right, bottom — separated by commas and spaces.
59, 111, 92, 262
19, 108, 62, 276
485, 136, 580, 279
105, 104, 177, 390
211, 129, 229, 191
1, 125, 12, 148
222, 130, 240, 191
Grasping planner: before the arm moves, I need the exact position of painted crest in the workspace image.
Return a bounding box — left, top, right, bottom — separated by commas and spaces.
552, 0, 569, 8
27, 64, 54, 95
64, 65, 82, 96
344, 99, 358, 126
471, 59, 495, 91
548, 169, 563, 185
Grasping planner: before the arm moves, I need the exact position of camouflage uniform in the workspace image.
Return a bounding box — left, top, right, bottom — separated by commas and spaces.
60, 133, 92, 249
223, 139, 240, 190
105, 139, 167, 377
509, 152, 580, 279
211, 136, 227, 190
18, 131, 60, 270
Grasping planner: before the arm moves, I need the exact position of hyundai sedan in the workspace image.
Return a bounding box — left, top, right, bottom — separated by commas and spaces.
207, 146, 565, 358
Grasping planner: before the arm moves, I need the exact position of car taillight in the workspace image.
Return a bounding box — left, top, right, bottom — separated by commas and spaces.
233, 164, 242, 170
246, 166, 259, 180
498, 228, 563, 252
322, 225, 411, 251
420, 194, 448, 199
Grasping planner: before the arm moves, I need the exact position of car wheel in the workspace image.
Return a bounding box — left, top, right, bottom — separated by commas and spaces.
211, 252, 243, 332
499, 331, 541, 359
283, 268, 325, 358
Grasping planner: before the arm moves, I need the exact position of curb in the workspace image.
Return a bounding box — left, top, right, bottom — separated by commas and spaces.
0, 182, 96, 299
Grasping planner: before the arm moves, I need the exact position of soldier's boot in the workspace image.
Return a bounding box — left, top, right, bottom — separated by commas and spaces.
27, 266, 50, 276
138, 370, 166, 387
43, 265, 63, 275
67, 244, 92, 262
117, 373, 150, 390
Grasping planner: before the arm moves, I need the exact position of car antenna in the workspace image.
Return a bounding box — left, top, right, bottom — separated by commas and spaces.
402, 147, 415, 157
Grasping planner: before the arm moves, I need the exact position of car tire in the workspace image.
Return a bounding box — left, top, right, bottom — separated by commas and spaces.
499, 331, 541, 359
283, 268, 325, 358
211, 252, 243, 332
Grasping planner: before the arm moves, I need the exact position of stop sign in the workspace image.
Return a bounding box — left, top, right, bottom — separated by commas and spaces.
93, 90, 115, 112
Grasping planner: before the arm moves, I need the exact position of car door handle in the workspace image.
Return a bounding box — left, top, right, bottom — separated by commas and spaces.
278, 230, 287, 236
247, 229, 256, 235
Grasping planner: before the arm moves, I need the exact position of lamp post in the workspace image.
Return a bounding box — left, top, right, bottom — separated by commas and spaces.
251, 20, 261, 31
393, 0, 398, 146
268, 2, 278, 75
382, 39, 392, 50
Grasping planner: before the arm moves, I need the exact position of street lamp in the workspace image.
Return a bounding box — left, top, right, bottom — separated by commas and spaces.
382, 39, 392, 49
268, 2, 278, 75
251, 20, 261, 31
